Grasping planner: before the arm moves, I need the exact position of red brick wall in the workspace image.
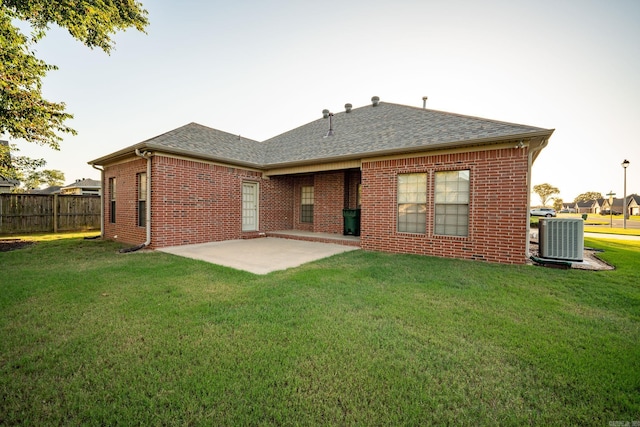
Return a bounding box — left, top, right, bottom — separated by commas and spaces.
360, 147, 530, 264
103, 158, 147, 245
104, 155, 285, 248
150, 157, 265, 247
103, 147, 530, 264
314, 171, 345, 234
292, 176, 314, 232
260, 176, 294, 231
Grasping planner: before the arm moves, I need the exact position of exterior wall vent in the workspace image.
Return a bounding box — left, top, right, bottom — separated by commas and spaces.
539, 218, 584, 261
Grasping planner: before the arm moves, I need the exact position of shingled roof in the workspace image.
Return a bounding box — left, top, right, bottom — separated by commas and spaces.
262, 102, 552, 167
89, 100, 553, 168
139, 123, 264, 165
62, 178, 102, 189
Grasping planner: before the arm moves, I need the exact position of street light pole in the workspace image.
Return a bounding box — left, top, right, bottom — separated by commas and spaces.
622, 159, 630, 229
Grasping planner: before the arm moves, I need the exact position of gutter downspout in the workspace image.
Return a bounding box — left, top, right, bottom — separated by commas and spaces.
91, 164, 104, 238
135, 149, 152, 247
526, 138, 549, 260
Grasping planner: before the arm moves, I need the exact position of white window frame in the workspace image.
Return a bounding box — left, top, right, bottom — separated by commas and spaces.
434, 170, 470, 237
137, 172, 147, 228
397, 173, 427, 234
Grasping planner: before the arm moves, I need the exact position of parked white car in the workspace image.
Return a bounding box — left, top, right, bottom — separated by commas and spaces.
530, 207, 557, 217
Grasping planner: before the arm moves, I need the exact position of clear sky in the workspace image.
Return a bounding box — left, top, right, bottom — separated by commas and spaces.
12, 0, 640, 203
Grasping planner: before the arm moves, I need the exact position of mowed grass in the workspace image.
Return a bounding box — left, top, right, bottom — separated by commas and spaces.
1, 237, 639, 425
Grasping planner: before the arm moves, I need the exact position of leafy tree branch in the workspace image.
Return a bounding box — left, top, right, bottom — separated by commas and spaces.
1, 0, 148, 149
533, 183, 560, 207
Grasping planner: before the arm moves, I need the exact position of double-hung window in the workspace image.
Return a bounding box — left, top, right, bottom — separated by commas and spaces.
137, 173, 147, 227
301, 186, 314, 223
109, 177, 116, 223
397, 173, 427, 233
434, 170, 469, 236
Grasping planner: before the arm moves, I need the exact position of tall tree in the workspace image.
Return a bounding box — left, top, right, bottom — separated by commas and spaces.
20, 168, 64, 190
574, 192, 603, 203
1, 141, 45, 182
553, 198, 563, 212
533, 183, 560, 207
0, 141, 12, 176
40, 169, 64, 187
1, 0, 148, 149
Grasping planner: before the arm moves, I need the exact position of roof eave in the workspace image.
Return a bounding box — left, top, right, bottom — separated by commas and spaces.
89, 142, 265, 170
89, 129, 554, 171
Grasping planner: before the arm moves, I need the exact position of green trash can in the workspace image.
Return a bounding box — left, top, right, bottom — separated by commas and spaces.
343, 208, 361, 236
581, 214, 588, 220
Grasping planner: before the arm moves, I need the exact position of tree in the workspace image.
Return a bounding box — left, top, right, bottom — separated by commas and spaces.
574, 192, 603, 203
553, 198, 563, 212
20, 168, 64, 190
0, 141, 12, 176
2, 141, 64, 190
1, 0, 148, 148
40, 169, 64, 187
533, 183, 560, 207
1, 140, 44, 180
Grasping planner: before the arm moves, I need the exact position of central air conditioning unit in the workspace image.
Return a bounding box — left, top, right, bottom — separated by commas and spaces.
539, 218, 584, 261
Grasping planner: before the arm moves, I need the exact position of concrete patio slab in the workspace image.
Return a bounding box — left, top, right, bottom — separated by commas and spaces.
157, 237, 360, 274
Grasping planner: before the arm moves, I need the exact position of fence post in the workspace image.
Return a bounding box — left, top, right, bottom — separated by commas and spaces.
53, 194, 58, 233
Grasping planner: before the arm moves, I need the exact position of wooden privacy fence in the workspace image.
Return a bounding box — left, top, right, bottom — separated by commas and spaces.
0, 194, 101, 234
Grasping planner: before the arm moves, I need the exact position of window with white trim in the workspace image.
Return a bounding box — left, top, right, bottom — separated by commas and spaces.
397, 173, 427, 233
137, 173, 147, 227
434, 170, 469, 237
109, 177, 116, 224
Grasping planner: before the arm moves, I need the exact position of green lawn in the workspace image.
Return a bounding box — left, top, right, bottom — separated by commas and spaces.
1, 236, 639, 425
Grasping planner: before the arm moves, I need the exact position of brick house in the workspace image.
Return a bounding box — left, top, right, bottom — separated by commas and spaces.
576, 199, 601, 214
628, 194, 640, 216
60, 178, 102, 195
89, 98, 554, 264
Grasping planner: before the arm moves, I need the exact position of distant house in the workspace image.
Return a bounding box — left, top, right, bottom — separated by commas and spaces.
575, 199, 600, 214
561, 202, 578, 213
601, 197, 626, 214
626, 194, 639, 216
32, 185, 62, 195
0, 177, 18, 194
89, 98, 554, 265
60, 179, 101, 196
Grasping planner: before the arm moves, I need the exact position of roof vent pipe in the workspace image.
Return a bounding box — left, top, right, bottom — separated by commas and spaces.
422, 96, 428, 108
345, 103, 352, 113
371, 96, 380, 106
323, 111, 334, 138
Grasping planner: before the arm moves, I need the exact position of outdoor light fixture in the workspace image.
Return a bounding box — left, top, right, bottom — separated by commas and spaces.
622, 159, 630, 229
